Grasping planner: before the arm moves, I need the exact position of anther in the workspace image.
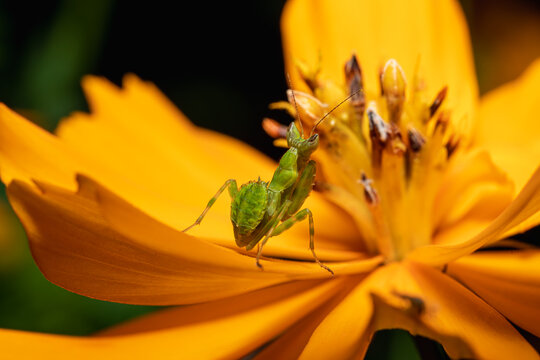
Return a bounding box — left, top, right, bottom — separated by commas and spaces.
381, 59, 406, 124
429, 86, 448, 118
407, 127, 426, 153
360, 172, 378, 205
434, 112, 450, 134
445, 135, 460, 158
367, 106, 388, 145
344, 54, 366, 121
368, 105, 388, 168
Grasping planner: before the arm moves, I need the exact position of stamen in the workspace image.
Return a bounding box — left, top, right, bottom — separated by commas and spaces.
429, 86, 448, 118
407, 127, 426, 153
360, 172, 378, 205
434, 111, 450, 135
367, 105, 388, 169
445, 135, 460, 158
270, 55, 460, 262
360, 172, 395, 259
344, 54, 366, 132
381, 59, 406, 124
367, 107, 388, 144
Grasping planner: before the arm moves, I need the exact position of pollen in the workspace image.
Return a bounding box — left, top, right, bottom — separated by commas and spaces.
268, 55, 461, 261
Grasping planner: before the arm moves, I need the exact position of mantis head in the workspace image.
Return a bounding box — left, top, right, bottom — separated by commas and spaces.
286, 122, 319, 157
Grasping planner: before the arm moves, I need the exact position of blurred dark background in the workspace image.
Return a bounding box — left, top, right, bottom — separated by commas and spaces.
0, 0, 538, 358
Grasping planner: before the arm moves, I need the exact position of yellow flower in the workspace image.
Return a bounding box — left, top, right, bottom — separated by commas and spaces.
1, 0, 540, 359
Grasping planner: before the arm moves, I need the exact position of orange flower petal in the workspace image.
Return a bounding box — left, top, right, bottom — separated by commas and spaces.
2, 279, 344, 359
407, 166, 540, 266
298, 279, 375, 359
300, 263, 537, 359
7, 175, 381, 305
374, 263, 537, 359
0, 79, 277, 239
282, 0, 478, 130
57, 75, 278, 200
433, 149, 514, 245
253, 277, 360, 360
0, 76, 362, 257
474, 58, 540, 233
448, 250, 540, 336
0, 103, 83, 190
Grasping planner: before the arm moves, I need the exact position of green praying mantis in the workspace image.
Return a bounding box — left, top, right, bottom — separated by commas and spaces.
183, 88, 361, 275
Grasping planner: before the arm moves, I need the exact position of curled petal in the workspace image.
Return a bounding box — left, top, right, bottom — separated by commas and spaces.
433, 149, 514, 245
407, 166, 540, 266
474, 58, 540, 234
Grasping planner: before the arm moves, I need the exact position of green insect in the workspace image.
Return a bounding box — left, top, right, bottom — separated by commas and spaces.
183, 90, 359, 274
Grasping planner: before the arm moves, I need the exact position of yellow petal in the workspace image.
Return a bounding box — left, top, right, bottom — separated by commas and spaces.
448, 250, 540, 336
282, 0, 478, 131
407, 166, 540, 266
474, 58, 540, 233
433, 149, 514, 245
2, 279, 344, 359
7, 175, 381, 305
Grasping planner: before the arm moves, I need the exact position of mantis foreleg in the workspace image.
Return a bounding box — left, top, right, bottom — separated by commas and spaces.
183, 179, 238, 232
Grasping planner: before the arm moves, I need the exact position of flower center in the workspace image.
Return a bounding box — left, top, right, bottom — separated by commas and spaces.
268, 55, 459, 262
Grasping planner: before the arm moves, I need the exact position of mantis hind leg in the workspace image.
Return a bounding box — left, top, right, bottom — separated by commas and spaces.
271, 208, 334, 275
183, 179, 238, 232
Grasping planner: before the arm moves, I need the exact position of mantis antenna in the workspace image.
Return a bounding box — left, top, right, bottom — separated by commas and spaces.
286, 73, 305, 138
309, 88, 363, 137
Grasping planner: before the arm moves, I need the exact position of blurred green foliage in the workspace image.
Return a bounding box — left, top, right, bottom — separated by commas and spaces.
16, 1, 112, 129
